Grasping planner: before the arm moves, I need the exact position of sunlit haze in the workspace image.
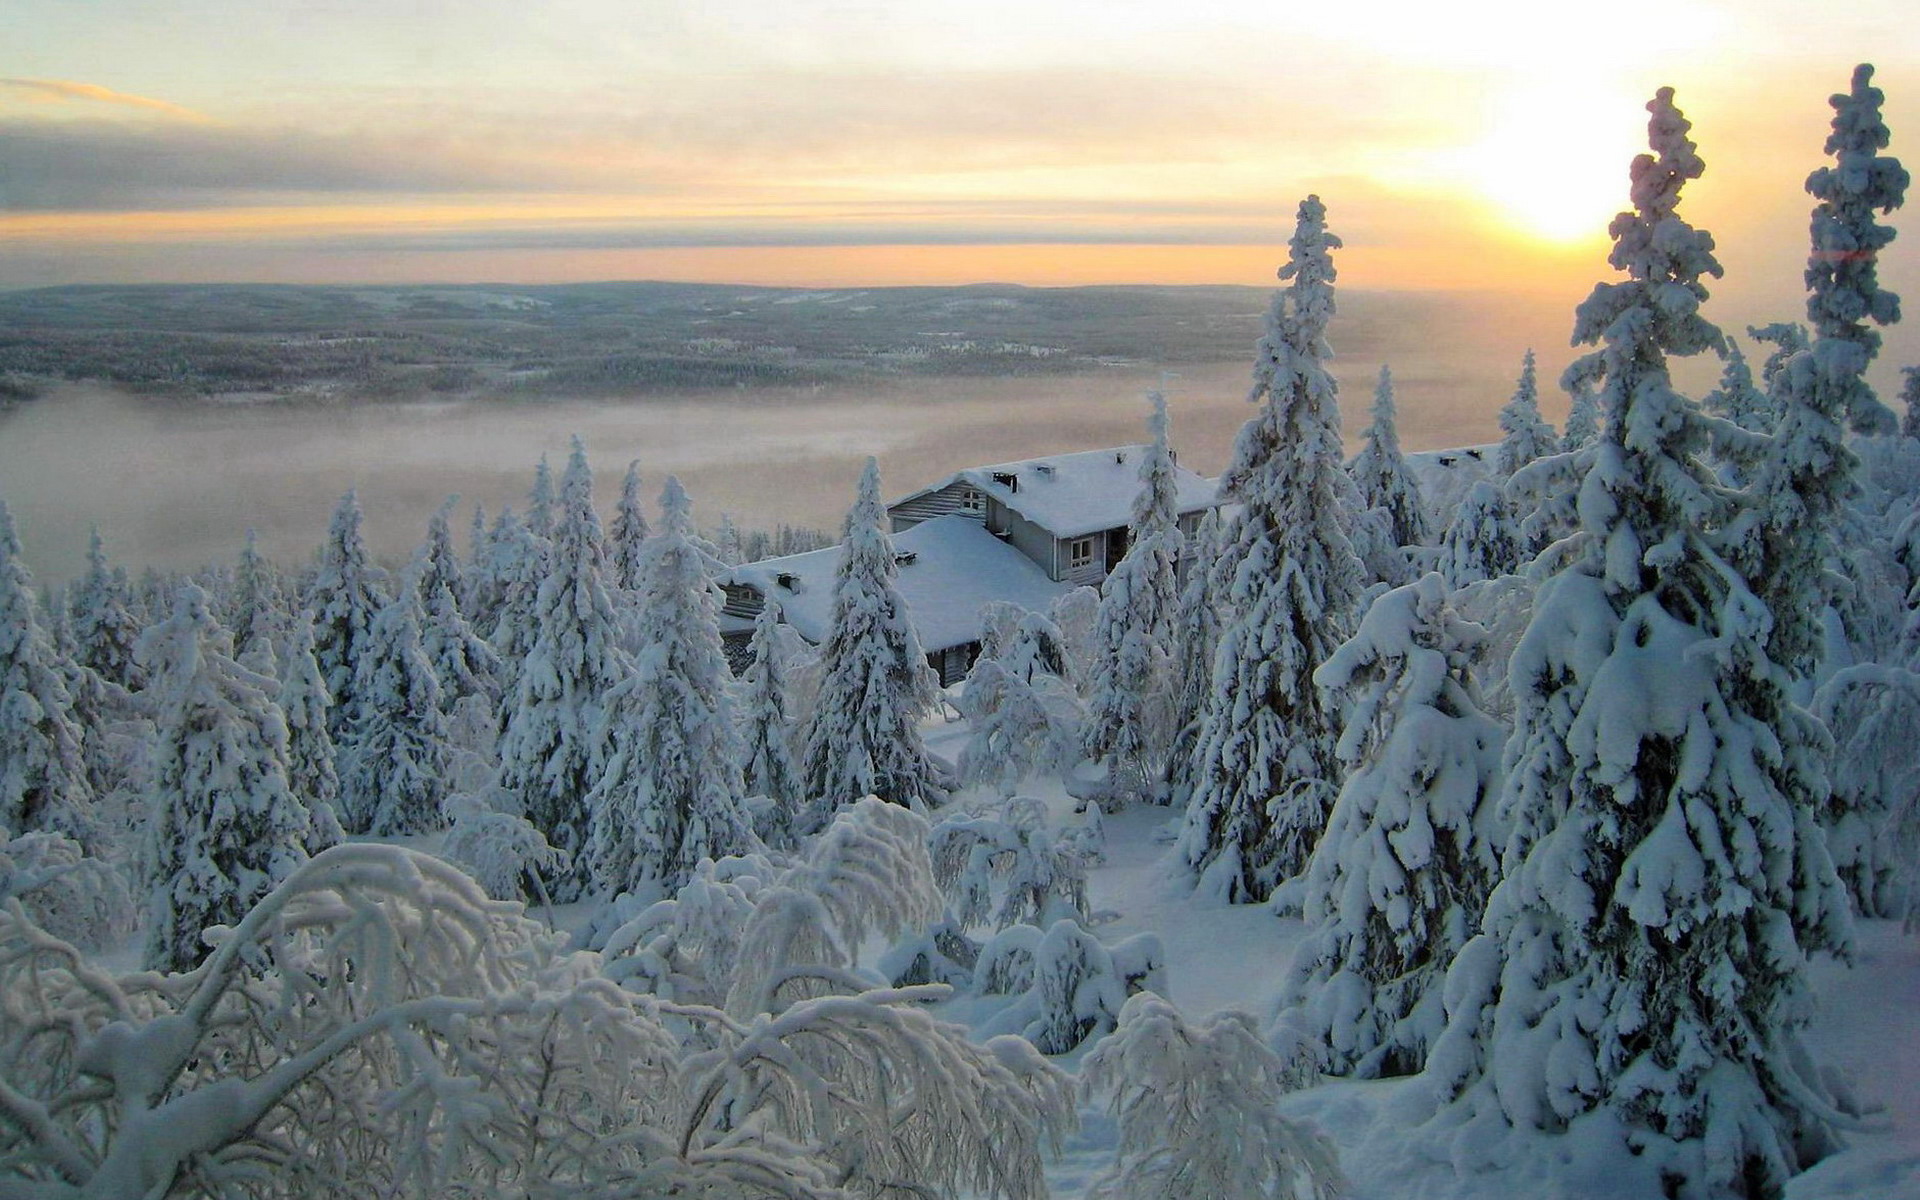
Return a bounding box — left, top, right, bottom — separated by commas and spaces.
3, 0, 1914, 315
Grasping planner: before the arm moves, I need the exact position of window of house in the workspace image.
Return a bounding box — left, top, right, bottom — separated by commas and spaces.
959, 486, 984, 513
1067, 536, 1095, 570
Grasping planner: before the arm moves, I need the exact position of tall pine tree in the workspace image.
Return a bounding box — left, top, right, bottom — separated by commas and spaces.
1082, 393, 1185, 802
495, 438, 629, 898
139, 585, 311, 973
1350, 365, 1429, 547
0, 503, 93, 841
1428, 88, 1854, 1198
587, 476, 752, 895
801, 458, 945, 829
1176, 196, 1365, 902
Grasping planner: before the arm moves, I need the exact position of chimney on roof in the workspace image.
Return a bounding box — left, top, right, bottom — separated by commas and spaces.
1035, 463, 1055, 478
992, 470, 1018, 493
775, 571, 799, 590
894, 551, 917, 566
1115, 450, 1125, 464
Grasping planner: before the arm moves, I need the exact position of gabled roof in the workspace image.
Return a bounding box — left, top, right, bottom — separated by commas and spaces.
722, 514, 1069, 653
890, 445, 1218, 539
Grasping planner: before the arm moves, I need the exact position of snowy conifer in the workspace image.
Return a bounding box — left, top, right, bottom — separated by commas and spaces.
276, 614, 343, 849
1428, 89, 1854, 1198
339, 582, 449, 837
478, 507, 544, 678
1351, 365, 1429, 546
1177, 196, 1365, 902
1436, 480, 1522, 588
1163, 509, 1230, 809
737, 600, 805, 849
588, 476, 752, 896
609, 458, 652, 592
416, 496, 465, 604
1731, 63, 1907, 680
801, 458, 946, 827
1901, 365, 1920, 440
495, 438, 630, 898
139, 585, 310, 973
1703, 342, 1773, 433
1276, 574, 1504, 1078
714, 512, 743, 566
1494, 349, 1560, 477
228, 528, 287, 675
0, 504, 93, 842
1082, 392, 1185, 800
306, 490, 389, 752
1748, 320, 1811, 411
68, 527, 143, 692
418, 575, 500, 711
527, 452, 556, 540
1561, 376, 1601, 452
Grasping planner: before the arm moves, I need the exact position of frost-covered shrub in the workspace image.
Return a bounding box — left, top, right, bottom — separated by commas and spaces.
1081, 991, 1342, 1200
599, 853, 774, 1005
0, 827, 136, 950
881, 913, 980, 988
930, 796, 1091, 931
1813, 664, 1920, 918
979, 920, 1165, 1055
440, 789, 569, 903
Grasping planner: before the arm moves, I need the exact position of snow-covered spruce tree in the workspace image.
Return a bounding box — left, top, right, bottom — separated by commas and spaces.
228, 527, 287, 675
1275, 574, 1504, 1078
1081, 991, 1341, 1200
1351, 364, 1430, 547
68, 526, 143, 692
277, 613, 343, 849
1436, 479, 1523, 588
415, 495, 465, 603
588, 475, 752, 897
479, 506, 546, 681
527, 451, 556, 540
737, 600, 805, 850
800, 458, 945, 828
496, 438, 630, 899
138, 584, 311, 973
1494, 349, 1560, 478
306, 490, 389, 753
418, 572, 500, 710
1427, 89, 1854, 1198
1082, 392, 1185, 801
609, 457, 652, 592
1748, 320, 1811, 419
1702, 342, 1773, 434
1177, 195, 1366, 902
339, 581, 449, 837
1561, 375, 1601, 452
1901, 365, 1920, 439
0, 502, 93, 841
1730, 63, 1908, 683
1162, 508, 1230, 809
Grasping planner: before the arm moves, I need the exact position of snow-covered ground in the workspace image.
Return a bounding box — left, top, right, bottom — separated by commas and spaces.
918, 755, 1920, 1200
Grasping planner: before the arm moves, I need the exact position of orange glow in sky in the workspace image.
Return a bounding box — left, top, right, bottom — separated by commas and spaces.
1, 0, 1913, 319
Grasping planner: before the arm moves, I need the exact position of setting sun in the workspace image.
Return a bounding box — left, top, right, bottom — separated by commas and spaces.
1458, 80, 1646, 244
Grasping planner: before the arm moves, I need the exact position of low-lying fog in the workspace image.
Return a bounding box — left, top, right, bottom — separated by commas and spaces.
0, 333, 1699, 584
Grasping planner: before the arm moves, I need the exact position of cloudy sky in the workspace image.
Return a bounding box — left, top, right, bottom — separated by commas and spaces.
3, 0, 1914, 309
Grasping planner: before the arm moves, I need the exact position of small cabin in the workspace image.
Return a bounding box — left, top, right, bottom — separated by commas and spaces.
718, 514, 1070, 685
885, 446, 1218, 589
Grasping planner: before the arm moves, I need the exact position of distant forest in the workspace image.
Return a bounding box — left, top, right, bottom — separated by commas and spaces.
0, 281, 1528, 403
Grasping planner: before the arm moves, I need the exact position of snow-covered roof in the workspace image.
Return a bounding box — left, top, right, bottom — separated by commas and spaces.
1402, 444, 1498, 529
891, 446, 1219, 539
724, 514, 1070, 653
